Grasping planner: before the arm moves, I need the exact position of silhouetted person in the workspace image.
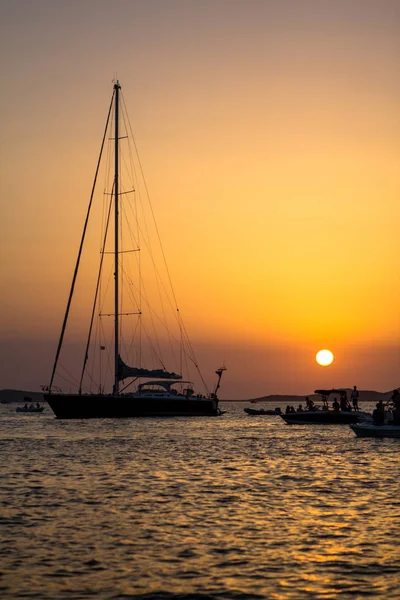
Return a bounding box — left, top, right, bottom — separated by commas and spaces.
285, 405, 291, 414
390, 390, 400, 425
373, 400, 385, 425
297, 404, 303, 412
305, 397, 315, 411
351, 386, 360, 410
332, 397, 340, 412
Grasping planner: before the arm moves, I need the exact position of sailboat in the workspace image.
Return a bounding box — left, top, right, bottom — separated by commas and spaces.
46, 81, 225, 418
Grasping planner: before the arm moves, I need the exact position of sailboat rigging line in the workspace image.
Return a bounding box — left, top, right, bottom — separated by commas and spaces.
103, 249, 140, 254
100, 312, 141, 317
119, 378, 139, 393
104, 189, 134, 195
120, 101, 142, 360
118, 259, 176, 367
135, 318, 168, 370
120, 99, 140, 191
48, 90, 115, 392
115, 233, 198, 387
78, 186, 114, 394
97, 318, 112, 393
81, 363, 101, 394
121, 199, 180, 326
116, 120, 178, 350
125, 314, 140, 363
180, 320, 210, 394
121, 92, 180, 311
57, 365, 81, 388
98, 259, 114, 317
121, 92, 207, 388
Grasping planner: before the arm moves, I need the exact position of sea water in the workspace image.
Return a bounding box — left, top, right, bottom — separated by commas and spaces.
0, 401, 399, 599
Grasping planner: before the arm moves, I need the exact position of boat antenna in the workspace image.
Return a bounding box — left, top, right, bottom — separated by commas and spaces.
213, 366, 227, 398
48, 89, 115, 393
113, 80, 121, 395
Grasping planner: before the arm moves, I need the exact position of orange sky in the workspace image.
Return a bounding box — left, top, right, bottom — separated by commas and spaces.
0, 0, 399, 398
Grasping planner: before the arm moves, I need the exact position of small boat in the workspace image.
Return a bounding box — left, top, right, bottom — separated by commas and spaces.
350, 423, 400, 438
281, 389, 371, 425
244, 407, 281, 416
45, 81, 226, 419
16, 405, 44, 413
350, 390, 400, 438
281, 409, 364, 425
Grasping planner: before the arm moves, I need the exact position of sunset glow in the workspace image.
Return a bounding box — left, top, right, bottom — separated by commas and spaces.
0, 1, 399, 398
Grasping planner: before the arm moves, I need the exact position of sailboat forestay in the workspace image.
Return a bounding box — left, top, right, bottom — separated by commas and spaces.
45, 81, 225, 418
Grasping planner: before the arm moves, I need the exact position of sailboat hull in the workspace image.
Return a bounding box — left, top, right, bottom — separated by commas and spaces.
46, 393, 221, 418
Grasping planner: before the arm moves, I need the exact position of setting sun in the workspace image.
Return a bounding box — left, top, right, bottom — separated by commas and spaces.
316, 349, 334, 366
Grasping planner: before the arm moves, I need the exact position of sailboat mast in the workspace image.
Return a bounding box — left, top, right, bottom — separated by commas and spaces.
113, 81, 120, 395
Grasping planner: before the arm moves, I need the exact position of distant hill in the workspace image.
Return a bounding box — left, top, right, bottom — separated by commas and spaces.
246, 388, 398, 405
2, 387, 398, 405
0, 389, 45, 404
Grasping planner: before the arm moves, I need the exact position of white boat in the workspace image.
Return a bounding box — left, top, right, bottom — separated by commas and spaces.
350, 423, 400, 438
350, 390, 400, 438
46, 81, 226, 418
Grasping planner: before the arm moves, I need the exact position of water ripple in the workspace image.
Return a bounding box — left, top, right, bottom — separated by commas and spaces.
0, 402, 399, 599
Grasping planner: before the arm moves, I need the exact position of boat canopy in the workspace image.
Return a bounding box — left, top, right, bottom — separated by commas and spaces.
314, 389, 347, 397
117, 356, 182, 381
137, 380, 194, 391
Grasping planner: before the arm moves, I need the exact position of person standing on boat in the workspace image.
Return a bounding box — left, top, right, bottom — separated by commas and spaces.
351, 386, 360, 411
340, 392, 348, 412
373, 399, 385, 425
305, 397, 314, 411
390, 389, 400, 425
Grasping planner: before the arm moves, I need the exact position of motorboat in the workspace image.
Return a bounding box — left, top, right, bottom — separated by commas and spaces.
350, 390, 400, 438
350, 423, 400, 438
244, 407, 281, 416
281, 389, 371, 425
16, 405, 44, 413
281, 409, 366, 425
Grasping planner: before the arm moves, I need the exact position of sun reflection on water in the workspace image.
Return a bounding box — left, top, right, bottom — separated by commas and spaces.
0, 403, 399, 599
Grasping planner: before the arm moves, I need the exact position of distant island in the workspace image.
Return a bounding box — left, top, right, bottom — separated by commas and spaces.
1, 387, 398, 405
0, 389, 45, 404
244, 388, 397, 405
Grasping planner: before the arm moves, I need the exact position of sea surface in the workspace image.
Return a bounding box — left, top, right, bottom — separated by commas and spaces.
0, 401, 399, 600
